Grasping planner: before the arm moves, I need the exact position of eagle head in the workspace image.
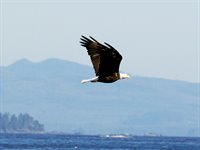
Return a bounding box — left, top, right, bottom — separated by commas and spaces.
119, 73, 131, 79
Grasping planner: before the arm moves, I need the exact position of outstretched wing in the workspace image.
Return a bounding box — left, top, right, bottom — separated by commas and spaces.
80, 35, 104, 76
80, 35, 122, 77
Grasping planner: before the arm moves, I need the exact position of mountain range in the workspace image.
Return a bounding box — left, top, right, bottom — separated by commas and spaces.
0, 58, 199, 136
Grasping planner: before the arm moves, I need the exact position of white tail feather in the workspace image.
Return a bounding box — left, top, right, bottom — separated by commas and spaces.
81, 76, 98, 84
81, 79, 90, 84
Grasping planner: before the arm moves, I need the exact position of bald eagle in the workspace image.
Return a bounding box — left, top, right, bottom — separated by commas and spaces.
80, 36, 130, 83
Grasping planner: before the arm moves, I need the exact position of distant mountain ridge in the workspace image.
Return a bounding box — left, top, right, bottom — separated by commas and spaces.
1, 58, 199, 136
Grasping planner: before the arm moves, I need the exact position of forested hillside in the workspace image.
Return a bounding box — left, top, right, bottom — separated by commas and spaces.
0, 113, 44, 133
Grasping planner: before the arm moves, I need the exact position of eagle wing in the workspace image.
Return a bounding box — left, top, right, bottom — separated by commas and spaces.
80, 35, 122, 77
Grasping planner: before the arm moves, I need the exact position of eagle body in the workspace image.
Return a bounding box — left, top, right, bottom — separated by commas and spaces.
80, 36, 130, 83
98, 73, 120, 83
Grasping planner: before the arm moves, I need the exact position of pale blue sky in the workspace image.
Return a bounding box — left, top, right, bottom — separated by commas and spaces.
1, 0, 199, 82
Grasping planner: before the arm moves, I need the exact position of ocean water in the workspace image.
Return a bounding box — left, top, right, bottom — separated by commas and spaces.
0, 133, 200, 150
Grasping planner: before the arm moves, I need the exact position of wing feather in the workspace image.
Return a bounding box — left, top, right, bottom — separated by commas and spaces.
80, 35, 122, 77
80, 36, 103, 75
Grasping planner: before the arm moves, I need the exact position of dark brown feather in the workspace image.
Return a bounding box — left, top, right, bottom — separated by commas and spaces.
80, 35, 122, 82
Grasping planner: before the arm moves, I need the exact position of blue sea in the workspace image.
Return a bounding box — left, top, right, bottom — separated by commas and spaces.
0, 133, 200, 150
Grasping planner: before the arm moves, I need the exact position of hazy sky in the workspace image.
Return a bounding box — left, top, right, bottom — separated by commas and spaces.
1, 0, 199, 82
